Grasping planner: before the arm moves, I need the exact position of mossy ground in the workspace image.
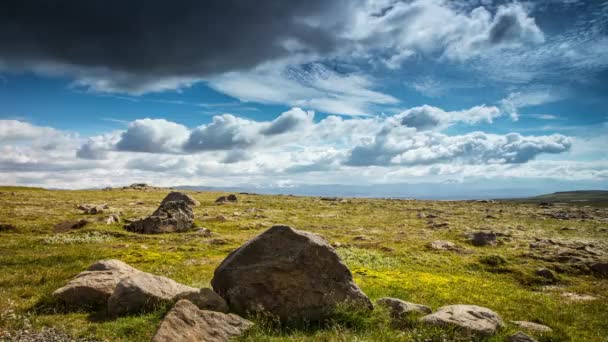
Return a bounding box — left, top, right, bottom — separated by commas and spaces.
0, 187, 606, 341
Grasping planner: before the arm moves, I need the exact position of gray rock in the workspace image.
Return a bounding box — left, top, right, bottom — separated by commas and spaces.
508, 331, 538, 342
215, 194, 238, 203
420, 304, 503, 336
105, 214, 120, 225
152, 299, 253, 342
470, 231, 497, 246
124, 200, 194, 234
376, 297, 431, 326
175, 288, 229, 313
591, 262, 608, 277
211, 225, 372, 322
511, 321, 553, 333
428, 240, 460, 251
161, 191, 200, 207
108, 272, 197, 316
53, 260, 138, 307
78, 203, 109, 215
535, 268, 558, 282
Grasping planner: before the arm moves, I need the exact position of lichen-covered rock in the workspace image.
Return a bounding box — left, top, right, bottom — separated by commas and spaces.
420, 304, 503, 336
161, 191, 200, 207
53, 260, 138, 307
124, 200, 194, 234
152, 300, 253, 342
175, 288, 229, 313
108, 272, 197, 316
211, 225, 372, 321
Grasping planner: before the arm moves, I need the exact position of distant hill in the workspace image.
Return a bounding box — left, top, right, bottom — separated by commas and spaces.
506, 190, 608, 206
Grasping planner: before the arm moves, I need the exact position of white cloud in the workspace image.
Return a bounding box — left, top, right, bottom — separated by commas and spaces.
208, 63, 398, 116
115, 119, 190, 153
499, 87, 564, 120
397, 105, 502, 131
184, 114, 261, 152
0, 108, 593, 190
0, 120, 60, 143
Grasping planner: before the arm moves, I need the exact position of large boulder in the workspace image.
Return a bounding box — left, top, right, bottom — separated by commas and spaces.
152, 299, 253, 342
124, 200, 194, 234
211, 225, 372, 321
161, 191, 200, 207
108, 272, 197, 316
420, 304, 503, 336
53, 260, 138, 307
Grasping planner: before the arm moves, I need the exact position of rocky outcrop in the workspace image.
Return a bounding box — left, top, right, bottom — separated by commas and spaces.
53, 260, 138, 307
420, 304, 503, 336
124, 200, 194, 234
211, 225, 372, 321
108, 272, 197, 316
152, 300, 253, 342
161, 191, 200, 207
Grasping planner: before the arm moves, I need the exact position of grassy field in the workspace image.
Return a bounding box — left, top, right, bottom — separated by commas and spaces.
0, 186, 607, 341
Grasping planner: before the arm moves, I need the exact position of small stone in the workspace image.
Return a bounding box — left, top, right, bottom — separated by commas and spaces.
215, 195, 238, 203
0, 223, 16, 231
376, 297, 431, 322
535, 268, 558, 282
428, 240, 460, 251
470, 231, 497, 246
508, 331, 538, 342
511, 321, 553, 333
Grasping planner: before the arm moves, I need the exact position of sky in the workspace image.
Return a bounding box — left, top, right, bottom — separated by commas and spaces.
0, 0, 607, 198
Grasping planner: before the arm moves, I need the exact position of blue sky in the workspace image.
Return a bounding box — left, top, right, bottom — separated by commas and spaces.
0, 0, 606, 197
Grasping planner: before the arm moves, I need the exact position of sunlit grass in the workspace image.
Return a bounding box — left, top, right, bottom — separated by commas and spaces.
0, 187, 606, 341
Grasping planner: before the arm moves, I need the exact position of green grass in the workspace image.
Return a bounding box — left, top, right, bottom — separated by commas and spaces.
0, 187, 607, 341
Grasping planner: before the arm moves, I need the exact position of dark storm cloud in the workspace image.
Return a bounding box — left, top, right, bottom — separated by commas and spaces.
0, 0, 347, 80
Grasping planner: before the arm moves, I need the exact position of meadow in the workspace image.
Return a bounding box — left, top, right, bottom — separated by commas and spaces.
0, 186, 606, 341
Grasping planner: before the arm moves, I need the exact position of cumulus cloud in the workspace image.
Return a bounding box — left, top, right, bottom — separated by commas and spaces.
397, 105, 502, 131
115, 119, 189, 153
261, 108, 314, 135
184, 115, 261, 152
0, 113, 606, 191
0, 120, 59, 142
346, 130, 571, 167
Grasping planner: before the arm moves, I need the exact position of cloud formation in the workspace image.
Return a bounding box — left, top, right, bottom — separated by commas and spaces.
0, 0, 545, 98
